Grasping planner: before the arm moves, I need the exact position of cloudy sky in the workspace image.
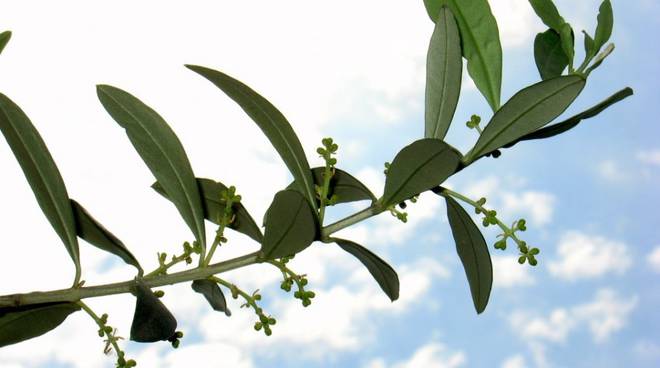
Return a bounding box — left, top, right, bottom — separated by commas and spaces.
1, 0, 658, 367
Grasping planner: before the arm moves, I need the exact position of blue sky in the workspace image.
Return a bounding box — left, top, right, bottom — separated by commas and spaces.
0, 1, 658, 367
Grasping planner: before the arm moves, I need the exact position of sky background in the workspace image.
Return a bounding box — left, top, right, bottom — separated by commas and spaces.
0, 1, 658, 367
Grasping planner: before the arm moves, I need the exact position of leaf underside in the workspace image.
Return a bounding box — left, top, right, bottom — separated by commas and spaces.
71, 199, 142, 273
0, 93, 80, 273
333, 238, 400, 301
153, 178, 263, 243
501, 87, 633, 150
472, 75, 586, 159
0, 302, 81, 347
185, 65, 317, 213
96, 85, 206, 252
261, 190, 317, 260
444, 195, 492, 314
192, 279, 231, 316
130, 282, 177, 342
382, 138, 462, 207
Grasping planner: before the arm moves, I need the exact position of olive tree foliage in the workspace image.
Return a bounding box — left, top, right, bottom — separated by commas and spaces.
0, 1, 631, 366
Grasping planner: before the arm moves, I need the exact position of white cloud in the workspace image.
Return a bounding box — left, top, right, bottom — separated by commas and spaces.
633, 340, 660, 361
337, 191, 444, 248
548, 231, 632, 281
636, 149, 660, 166
573, 289, 638, 343
461, 176, 555, 227
510, 288, 637, 344
501, 354, 527, 368
492, 256, 536, 288
197, 245, 450, 359
597, 160, 627, 182
393, 343, 466, 368
647, 246, 660, 272
366, 342, 466, 368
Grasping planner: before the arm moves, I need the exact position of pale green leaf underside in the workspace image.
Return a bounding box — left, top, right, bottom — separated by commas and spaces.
96, 85, 206, 252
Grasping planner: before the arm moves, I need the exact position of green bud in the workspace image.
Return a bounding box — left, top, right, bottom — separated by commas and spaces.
302, 299, 311, 307
268, 317, 276, 325
518, 256, 526, 264
254, 322, 262, 331
98, 329, 105, 337
264, 327, 272, 336
126, 360, 137, 368
260, 314, 269, 323
306, 291, 316, 298
104, 325, 114, 333
529, 247, 540, 255
301, 278, 308, 286
528, 256, 538, 266
172, 339, 180, 349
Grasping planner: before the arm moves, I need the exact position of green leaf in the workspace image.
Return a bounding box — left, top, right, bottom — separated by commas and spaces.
528, 0, 565, 30
96, 85, 206, 253
382, 138, 461, 207
191, 279, 231, 317
130, 282, 177, 342
528, 0, 574, 68
534, 29, 569, 80
593, 0, 613, 55
0, 302, 80, 347
261, 190, 317, 260
286, 167, 376, 204
425, 6, 462, 140
423, 0, 442, 21
468, 75, 585, 161
438, 0, 503, 111
0, 93, 80, 278
333, 238, 399, 301
185, 65, 317, 213
558, 23, 575, 68
152, 178, 263, 243
444, 195, 492, 314
0, 31, 11, 55
583, 30, 595, 61
502, 87, 633, 148
71, 199, 142, 274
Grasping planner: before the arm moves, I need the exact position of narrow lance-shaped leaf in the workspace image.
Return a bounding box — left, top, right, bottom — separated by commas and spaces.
501, 87, 633, 149
191, 279, 231, 317
0, 302, 81, 347
437, 0, 502, 111
0, 31, 11, 55
0, 93, 80, 278
71, 199, 143, 274
534, 29, 569, 80
153, 178, 263, 243
382, 138, 461, 207
593, 0, 613, 56
130, 282, 177, 342
261, 190, 316, 260
333, 238, 399, 301
425, 6, 462, 140
96, 85, 206, 253
467, 75, 586, 161
443, 195, 492, 314
185, 65, 318, 213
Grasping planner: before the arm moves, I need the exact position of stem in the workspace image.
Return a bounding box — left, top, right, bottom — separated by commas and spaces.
146, 251, 192, 278
210, 276, 259, 311
317, 166, 333, 225
203, 233, 224, 267
320, 203, 384, 240
77, 301, 124, 360
440, 187, 525, 248
0, 251, 261, 308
